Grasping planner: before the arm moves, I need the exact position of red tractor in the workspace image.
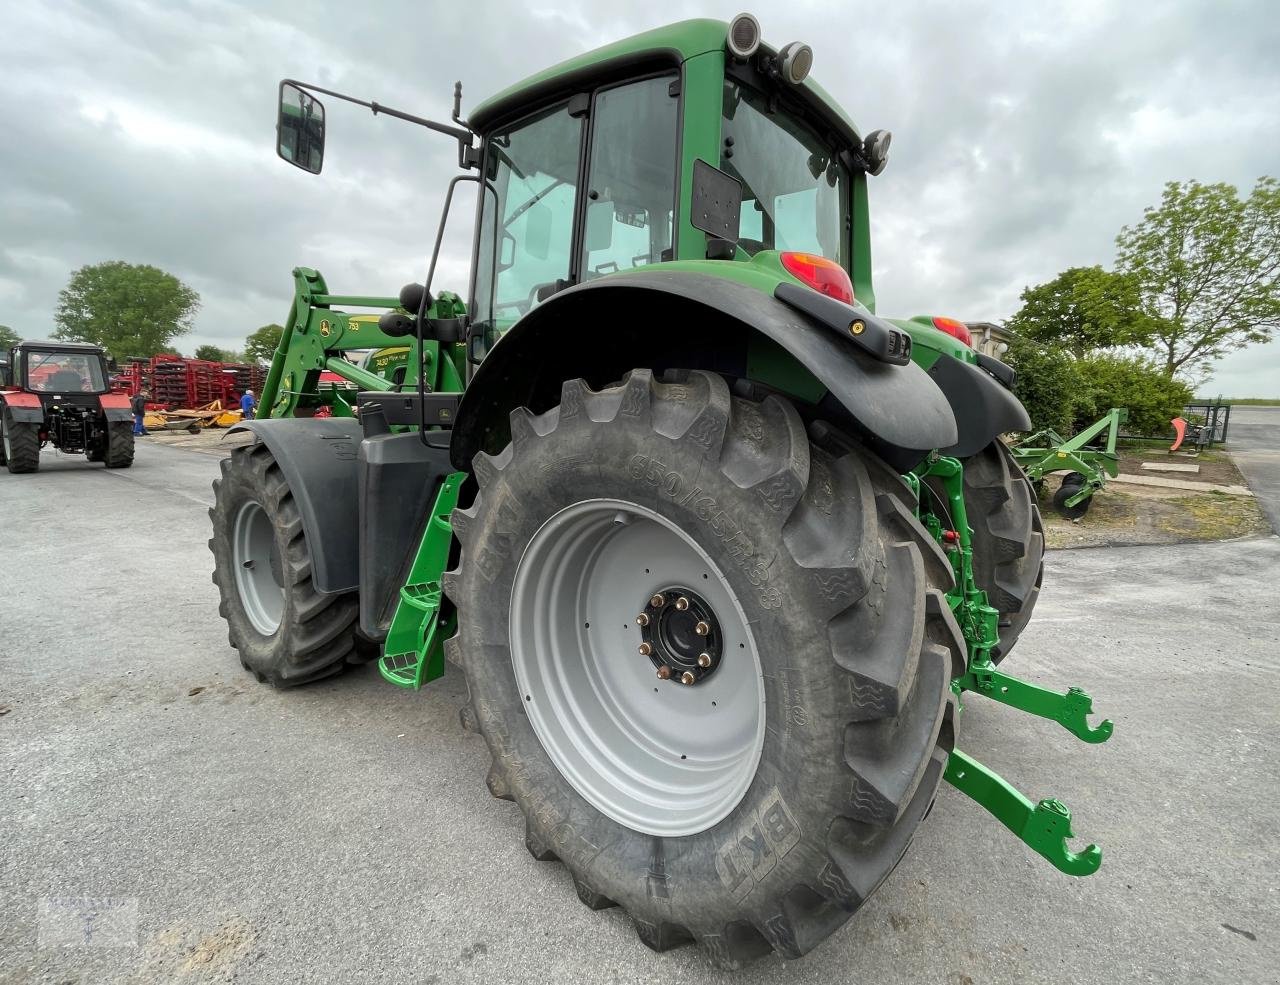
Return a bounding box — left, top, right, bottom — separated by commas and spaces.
0, 340, 135, 474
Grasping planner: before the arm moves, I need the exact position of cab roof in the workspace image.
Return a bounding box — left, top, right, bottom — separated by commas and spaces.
13, 339, 107, 353
468, 18, 862, 148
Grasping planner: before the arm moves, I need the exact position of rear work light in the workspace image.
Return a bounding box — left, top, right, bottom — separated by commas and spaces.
932, 316, 973, 347
779, 252, 854, 306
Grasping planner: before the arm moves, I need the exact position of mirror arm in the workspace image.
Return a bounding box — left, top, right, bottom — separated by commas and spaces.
282, 79, 472, 142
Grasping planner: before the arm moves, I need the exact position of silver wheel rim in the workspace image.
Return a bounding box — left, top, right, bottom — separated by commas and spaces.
233, 500, 284, 635
510, 499, 765, 837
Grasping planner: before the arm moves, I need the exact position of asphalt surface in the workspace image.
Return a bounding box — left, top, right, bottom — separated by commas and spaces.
2, 432, 1278, 984
1228, 407, 1280, 533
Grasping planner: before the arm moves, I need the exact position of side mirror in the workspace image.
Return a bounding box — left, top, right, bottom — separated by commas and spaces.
277, 82, 326, 174
584, 200, 614, 253
107, 357, 119, 371
0, 357, 9, 387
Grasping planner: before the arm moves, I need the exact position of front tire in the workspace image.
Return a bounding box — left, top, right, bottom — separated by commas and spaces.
2, 407, 40, 474
209, 442, 360, 686
445, 370, 964, 965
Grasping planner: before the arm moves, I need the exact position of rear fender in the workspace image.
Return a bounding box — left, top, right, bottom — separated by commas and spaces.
0, 391, 45, 424
98, 393, 134, 423
228, 418, 363, 594
451, 271, 958, 472
926, 353, 1031, 457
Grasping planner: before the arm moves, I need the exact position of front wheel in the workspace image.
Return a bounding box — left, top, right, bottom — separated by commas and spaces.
445, 371, 963, 966
104, 422, 135, 468
209, 442, 361, 686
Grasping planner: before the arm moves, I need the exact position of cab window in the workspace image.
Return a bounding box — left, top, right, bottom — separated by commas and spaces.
25, 351, 106, 392
721, 80, 849, 265
581, 76, 678, 278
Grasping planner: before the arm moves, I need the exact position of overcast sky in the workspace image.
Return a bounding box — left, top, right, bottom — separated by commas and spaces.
2, 0, 1278, 393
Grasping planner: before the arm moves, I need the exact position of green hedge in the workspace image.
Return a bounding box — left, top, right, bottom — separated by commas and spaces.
1002, 338, 1192, 436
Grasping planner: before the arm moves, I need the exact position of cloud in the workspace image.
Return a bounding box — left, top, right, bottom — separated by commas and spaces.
0, 0, 1276, 393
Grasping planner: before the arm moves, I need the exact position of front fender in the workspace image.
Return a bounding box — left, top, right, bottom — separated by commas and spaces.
227, 418, 363, 594
452, 270, 958, 471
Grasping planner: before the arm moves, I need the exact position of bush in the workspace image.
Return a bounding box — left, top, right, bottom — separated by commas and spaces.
1001, 335, 1084, 435
1073, 353, 1193, 435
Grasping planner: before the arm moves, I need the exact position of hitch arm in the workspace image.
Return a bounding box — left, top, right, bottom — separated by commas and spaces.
955, 664, 1114, 744
944, 750, 1102, 876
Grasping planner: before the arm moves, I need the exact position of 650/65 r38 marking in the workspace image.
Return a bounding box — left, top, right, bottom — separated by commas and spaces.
443, 368, 964, 967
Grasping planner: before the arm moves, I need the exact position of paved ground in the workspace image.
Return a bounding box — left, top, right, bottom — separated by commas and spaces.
2, 435, 1277, 984
1228, 407, 1280, 533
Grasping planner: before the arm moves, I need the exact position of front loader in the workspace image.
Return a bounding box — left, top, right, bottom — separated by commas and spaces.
210, 16, 1107, 967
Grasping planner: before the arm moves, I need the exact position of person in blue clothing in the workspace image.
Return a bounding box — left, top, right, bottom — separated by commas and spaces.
131, 389, 150, 436
240, 389, 256, 420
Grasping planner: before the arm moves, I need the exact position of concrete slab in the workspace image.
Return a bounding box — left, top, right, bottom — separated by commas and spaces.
1111, 472, 1252, 495
1140, 461, 1200, 473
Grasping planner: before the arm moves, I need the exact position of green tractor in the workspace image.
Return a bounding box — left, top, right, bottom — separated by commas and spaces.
211, 16, 1108, 966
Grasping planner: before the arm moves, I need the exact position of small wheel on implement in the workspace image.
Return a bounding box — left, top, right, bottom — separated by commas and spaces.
208, 441, 361, 686
1052, 476, 1093, 520
446, 370, 964, 966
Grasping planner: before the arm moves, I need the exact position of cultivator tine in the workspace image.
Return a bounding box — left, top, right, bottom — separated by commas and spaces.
944, 750, 1102, 877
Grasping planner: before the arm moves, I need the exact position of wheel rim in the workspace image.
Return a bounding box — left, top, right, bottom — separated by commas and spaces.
510, 499, 765, 837
233, 500, 284, 635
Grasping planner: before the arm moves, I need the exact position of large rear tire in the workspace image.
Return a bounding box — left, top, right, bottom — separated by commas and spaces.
445, 370, 964, 966
104, 422, 135, 469
2, 407, 40, 474
937, 441, 1044, 664
208, 442, 360, 686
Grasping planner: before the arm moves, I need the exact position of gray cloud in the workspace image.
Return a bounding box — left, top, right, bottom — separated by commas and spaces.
1, 0, 1277, 393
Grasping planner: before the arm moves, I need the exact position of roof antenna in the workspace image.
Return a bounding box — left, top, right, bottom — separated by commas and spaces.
452, 82, 465, 126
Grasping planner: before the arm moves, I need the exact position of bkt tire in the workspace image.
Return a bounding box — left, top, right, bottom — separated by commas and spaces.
2, 406, 40, 474
445, 370, 964, 967
208, 442, 360, 686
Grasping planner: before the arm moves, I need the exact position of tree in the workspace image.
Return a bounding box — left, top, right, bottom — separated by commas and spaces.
54, 261, 200, 358
0, 325, 20, 351
1001, 335, 1086, 435
1006, 266, 1155, 358
195, 344, 235, 362
1116, 177, 1280, 379
244, 324, 284, 364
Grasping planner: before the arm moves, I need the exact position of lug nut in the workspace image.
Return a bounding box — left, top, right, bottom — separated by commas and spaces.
650, 594, 666, 609
638, 642, 652, 656
697, 652, 712, 669
675, 597, 690, 611
636, 613, 650, 627
694, 621, 710, 636
680, 671, 696, 685
656, 666, 671, 680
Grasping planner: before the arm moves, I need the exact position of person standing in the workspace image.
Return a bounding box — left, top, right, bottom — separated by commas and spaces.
131, 389, 150, 436
240, 389, 257, 421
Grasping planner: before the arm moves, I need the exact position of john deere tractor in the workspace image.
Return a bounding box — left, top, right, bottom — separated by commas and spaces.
210, 16, 1107, 966
0, 339, 134, 473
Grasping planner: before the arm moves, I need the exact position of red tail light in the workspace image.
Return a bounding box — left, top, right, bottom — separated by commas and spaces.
780, 252, 854, 305
932, 316, 973, 347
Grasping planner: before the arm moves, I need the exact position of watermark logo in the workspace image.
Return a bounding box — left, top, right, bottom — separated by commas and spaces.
38, 898, 139, 948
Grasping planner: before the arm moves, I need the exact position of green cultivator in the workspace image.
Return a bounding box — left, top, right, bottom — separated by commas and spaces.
210, 15, 1110, 965
1011, 406, 1127, 518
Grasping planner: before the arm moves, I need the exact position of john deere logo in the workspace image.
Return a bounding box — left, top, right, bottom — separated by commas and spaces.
319, 320, 331, 337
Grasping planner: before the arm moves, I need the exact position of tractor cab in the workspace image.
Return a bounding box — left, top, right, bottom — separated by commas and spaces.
9, 340, 112, 398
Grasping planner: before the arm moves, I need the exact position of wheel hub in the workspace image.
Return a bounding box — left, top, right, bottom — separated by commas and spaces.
638, 587, 722, 685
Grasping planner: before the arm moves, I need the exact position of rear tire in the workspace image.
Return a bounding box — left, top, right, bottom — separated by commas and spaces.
445, 371, 964, 966
104, 422, 134, 468
208, 442, 360, 686
2, 407, 40, 474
